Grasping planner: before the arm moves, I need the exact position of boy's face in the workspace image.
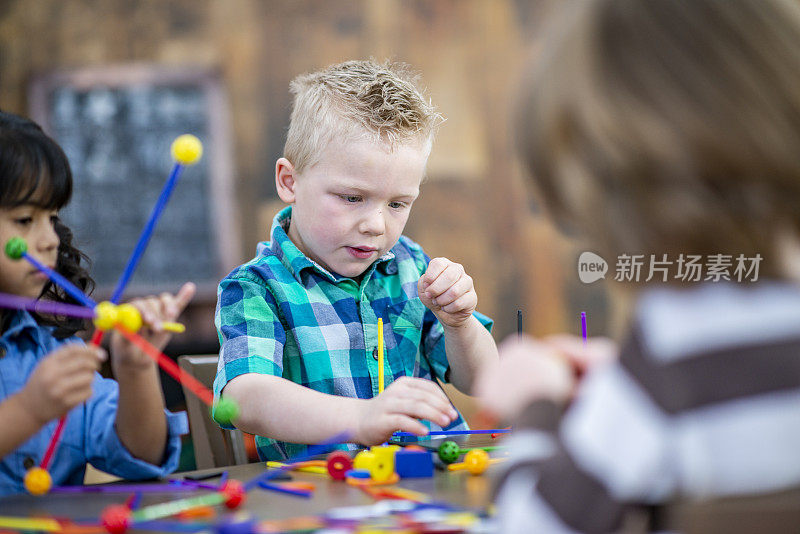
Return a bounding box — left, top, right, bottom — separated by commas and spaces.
279, 137, 428, 278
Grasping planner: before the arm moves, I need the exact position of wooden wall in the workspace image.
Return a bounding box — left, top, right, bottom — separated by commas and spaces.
0, 0, 596, 353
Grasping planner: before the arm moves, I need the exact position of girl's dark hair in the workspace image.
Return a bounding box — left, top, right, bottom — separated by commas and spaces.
0, 111, 94, 337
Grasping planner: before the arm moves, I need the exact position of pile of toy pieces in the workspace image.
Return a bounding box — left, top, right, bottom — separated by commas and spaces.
0, 437, 507, 533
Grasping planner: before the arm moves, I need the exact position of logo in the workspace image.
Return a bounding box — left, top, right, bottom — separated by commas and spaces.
578, 252, 608, 284
576, 252, 762, 283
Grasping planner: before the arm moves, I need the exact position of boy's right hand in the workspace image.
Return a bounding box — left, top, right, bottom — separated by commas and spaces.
355, 377, 458, 446
17, 344, 106, 424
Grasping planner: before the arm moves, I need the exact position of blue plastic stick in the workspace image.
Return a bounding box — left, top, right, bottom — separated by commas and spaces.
110, 162, 184, 304
392, 429, 511, 439
217, 470, 229, 489
129, 491, 143, 511
130, 520, 211, 533
258, 481, 312, 498
245, 431, 352, 491
22, 253, 95, 308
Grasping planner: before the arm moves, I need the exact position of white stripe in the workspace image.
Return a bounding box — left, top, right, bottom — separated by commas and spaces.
561, 363, 676, 502
502, 429, 558, 464
674, 388, 800, 498
495, 471, 579, 534
637, 283, 800, 363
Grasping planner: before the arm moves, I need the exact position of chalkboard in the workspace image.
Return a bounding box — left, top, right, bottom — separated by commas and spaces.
28, 65, 239, 298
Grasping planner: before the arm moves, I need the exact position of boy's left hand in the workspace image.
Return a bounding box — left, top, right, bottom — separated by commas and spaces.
110, 282, 196, 371
418, 257, 477, 328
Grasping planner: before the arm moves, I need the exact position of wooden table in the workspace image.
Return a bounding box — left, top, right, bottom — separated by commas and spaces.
0, 435, 501, 526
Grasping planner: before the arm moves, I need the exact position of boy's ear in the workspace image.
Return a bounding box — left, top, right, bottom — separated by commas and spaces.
275, 157, 297, 203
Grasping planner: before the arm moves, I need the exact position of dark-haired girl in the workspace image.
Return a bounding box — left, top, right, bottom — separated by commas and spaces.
0, 111, 194, 494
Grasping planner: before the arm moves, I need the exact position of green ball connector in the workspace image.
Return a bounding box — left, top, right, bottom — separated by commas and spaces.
213, 397, 240, 426
4, 237, 27, 260
438, 441, 462, 464
437, 440, 504, 464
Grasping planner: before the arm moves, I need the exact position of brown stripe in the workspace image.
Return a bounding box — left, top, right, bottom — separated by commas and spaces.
491, 459, 539, 502
620, 327, 800, 414
536, 448, 627, 533
514, 399, 564, 432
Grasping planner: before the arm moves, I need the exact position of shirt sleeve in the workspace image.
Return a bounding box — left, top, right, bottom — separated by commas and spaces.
417, 252, 494, 383
492, 361, 675, 533
213, 272, 286, 427
82, 375, 187, 480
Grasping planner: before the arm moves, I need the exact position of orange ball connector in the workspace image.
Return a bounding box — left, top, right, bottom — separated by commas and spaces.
447, 449, 507, 476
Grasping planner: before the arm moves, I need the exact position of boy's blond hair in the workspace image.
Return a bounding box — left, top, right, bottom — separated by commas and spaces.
517, 0, 800, 278
284, 59, 442, 173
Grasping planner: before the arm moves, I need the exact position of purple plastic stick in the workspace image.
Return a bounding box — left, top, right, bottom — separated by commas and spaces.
0, 291, 95, 318
50, 484, 200, 494
581, 311, 588, 346
167, 478, 219, 491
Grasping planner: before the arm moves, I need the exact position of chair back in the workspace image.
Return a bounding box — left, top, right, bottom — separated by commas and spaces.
177, 354, 249, 469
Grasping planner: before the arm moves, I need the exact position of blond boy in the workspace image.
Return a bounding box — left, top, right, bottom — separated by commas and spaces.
213, 60, 498, 460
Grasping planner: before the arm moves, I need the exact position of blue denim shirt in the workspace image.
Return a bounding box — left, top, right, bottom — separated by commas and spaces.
0, 310, 187, 495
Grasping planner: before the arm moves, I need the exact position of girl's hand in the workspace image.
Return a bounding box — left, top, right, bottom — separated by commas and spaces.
110, 282, 196, 371
475, 335, 574, 422
17, 344, 106, 424
354, 376, 458, 446
418, 258, 477, 328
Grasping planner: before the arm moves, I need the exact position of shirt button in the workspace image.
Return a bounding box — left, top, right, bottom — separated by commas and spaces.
372, 348, 379, 360
22, 456, 35, 470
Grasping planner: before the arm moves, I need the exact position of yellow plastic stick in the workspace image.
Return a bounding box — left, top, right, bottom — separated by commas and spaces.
0, 516, 61, 531
266, 461, 328, 475
378, 318, 384, 394
160, 321, 185, 333
384, 486, 432, 502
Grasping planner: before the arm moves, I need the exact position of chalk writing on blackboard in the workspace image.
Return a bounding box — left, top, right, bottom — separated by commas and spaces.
29, 65, 239, 297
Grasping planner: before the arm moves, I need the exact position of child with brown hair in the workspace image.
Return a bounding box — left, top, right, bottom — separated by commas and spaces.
477, 0, 800, 531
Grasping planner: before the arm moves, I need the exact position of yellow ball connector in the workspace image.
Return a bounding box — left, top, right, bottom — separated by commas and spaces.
23, 466, 52, 495
170, 134, 203, 165
93, 301, 185, 333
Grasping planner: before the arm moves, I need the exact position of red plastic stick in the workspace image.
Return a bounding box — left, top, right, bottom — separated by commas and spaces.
40, 332, 104, 472
116, 328, 213, 406
40, 416, 67, 469
90, 329, 106, 346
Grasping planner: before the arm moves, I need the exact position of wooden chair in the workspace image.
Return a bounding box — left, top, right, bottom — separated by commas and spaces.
177, 354, 249, 469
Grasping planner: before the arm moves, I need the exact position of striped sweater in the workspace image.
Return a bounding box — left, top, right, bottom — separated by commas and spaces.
494, 282, 800, 533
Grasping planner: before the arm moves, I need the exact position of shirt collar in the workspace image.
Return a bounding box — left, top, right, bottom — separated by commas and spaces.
1, 309, 46, 347
266, 206, 396, 284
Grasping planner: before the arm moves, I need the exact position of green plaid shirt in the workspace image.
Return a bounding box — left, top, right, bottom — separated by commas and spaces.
213, 207, 493, 460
